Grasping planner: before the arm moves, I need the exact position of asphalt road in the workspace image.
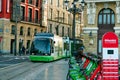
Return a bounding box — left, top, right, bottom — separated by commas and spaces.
0, 59, 68, 80
0, 56, 29, 68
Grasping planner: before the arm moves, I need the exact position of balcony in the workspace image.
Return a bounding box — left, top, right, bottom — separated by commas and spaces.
21, 17, 41, 24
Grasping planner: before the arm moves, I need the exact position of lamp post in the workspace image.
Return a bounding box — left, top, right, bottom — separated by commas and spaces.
64, 0, 85, 55
14, 0, 20, 56
14, 2, 18, 56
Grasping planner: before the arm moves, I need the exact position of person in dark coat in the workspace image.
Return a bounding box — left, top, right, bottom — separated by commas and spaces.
22, 46, 26, 55
75, 46, 84, 61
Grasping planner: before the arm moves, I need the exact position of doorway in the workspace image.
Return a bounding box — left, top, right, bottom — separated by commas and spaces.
10, 39, 15, 54
97, 8, 115, 55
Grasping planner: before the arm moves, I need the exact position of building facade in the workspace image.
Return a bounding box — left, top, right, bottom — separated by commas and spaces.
0, 0, 45, 54
46, 0, 82, 38
46, 0, 72, 37
82, 0, 120, 55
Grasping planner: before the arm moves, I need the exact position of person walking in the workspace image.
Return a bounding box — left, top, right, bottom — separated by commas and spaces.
22, 45, 26, 55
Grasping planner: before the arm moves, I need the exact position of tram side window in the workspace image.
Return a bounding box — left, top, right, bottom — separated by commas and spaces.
50, 40, 54, 53
51, 41, 54, 53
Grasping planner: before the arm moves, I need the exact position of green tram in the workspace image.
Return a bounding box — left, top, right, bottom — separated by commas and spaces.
29, 33, 71, 62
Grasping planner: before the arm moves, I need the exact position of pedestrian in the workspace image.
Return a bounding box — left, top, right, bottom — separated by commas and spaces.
22, 45, 26, 55
75, 46, 84, 61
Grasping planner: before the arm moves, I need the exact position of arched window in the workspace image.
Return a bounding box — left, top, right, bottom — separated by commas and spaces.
35, 10, 38, 23
68, 27, 70, 37
21, 6, 25, 21
20, 26, 23, 35
98, 8, 115, 25
41, 29, 43, 32
11, 25, 15, 35
27, 27, 31, 36
34, 29, 37, 35
62, 26, 64, 37
56, 25, 59, 35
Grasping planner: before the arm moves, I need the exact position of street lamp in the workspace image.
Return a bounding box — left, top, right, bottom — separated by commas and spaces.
64, 0, 85, 55
89, 31, 94, 45
14, 0, 20, 56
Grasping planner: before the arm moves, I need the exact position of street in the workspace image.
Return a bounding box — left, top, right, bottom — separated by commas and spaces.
0, 56, 29, 68
0, 56, 68, 80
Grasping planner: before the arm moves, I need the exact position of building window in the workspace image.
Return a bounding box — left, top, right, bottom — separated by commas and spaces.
62, 26, 64, 37
50, 8, 53, 19
11, 25, 15, 35
68, 27, 70, 37
21, 0, 25, 3
27, 27, 31, 36
98, 8, 115, 24
6, 0, 10, 13
0, 0, 2, 12
20, 26, 23, 35
26, 40, 31, 50
63, 1, 64, 9
21, 6, 25, 21
49, 24, 52, 33
63, 13, 65, 23
28, 0, 32, 4
57, 0, 59, 7
50, 0, 52, 5
57, 11, 59, 21
34, 28, 37, 35
28, 8, 32, 22
36, 0, 38, 7
35, 10, 38, 23
56, 25, 59, 35
41, 29, 43, 32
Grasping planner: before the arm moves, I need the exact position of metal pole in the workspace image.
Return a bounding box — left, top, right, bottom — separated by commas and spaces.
72, 2, 76, 55
14, 2, 18, 56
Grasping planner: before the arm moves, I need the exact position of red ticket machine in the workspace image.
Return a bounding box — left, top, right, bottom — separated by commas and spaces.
102, 32, 119, 80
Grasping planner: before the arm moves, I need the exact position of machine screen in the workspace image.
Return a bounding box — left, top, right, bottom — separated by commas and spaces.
107, 50, 114, 54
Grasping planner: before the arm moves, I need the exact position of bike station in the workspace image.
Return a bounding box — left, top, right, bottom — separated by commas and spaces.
67, 32, 119, 80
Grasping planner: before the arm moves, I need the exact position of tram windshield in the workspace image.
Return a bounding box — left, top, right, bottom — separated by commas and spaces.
31, 38, 52, 55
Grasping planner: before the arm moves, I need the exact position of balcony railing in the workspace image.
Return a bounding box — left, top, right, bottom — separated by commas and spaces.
21, 16, 41, 24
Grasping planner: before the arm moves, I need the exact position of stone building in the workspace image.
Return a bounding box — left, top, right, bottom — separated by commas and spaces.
46, 0, 82, 38
46, 0, 72, 37
82, 0, 120, 55
0, 0, 83, 55
0, 0, 45, 55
